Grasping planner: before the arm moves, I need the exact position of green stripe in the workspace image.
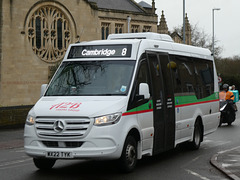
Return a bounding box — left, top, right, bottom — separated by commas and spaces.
127, 100, 153, 113
175, 92, 219, 105
126, 93, 219, 113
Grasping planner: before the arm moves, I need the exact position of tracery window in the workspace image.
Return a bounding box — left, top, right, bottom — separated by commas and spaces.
131, 25, 139, 33
115, 24, 123, 34
27, 6, 71, 62
143, 26, 152, 32
101, 22, 110, 40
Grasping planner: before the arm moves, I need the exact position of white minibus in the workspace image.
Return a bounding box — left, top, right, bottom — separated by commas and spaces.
24, 32, 220, 172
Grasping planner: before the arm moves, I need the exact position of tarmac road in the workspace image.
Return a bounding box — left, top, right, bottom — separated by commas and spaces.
0, 102, 239, 180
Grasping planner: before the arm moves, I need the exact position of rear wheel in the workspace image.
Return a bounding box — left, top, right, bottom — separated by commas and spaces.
119, 136, 137, 173
33, 158, 56, 170
188, 121, 202, 150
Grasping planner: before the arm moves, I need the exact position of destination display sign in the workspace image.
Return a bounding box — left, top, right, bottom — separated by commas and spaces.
68, 44, 132, 58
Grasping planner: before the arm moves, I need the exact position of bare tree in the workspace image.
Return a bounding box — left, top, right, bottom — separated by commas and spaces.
172, 23, 222, 58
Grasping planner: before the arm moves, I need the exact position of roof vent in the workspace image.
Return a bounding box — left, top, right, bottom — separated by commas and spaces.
107, 32, 173, 42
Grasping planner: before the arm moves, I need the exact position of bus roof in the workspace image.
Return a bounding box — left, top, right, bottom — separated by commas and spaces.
64, 33, 213, 61
108, 32, 174, 43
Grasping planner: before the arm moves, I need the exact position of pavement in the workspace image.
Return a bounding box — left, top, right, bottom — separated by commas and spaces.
211, 146, 240, 180
1, 127, 240, 179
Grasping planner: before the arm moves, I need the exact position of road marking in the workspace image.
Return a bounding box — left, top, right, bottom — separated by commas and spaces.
218, 145, 240, 154
186, 169, 210, 180
202, 139, 231, 149
11, 147, 25, 153
0, 158, 32, 169
0, 162, 33, 170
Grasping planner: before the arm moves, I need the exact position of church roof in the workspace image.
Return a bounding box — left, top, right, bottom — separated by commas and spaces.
138, 1, 152, 9
88, 0, 145, 13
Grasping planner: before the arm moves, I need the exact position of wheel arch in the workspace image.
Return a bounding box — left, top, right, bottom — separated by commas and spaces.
124, 127, 143, 159
126, 128, 141, 143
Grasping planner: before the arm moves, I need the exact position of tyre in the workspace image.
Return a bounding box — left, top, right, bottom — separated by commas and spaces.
33, 158, 56, 170
119, 136, 137, 173
188, 121, 202, 150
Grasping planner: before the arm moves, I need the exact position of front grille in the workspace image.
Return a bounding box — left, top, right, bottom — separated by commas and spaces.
42, 141, 58, 147
35, 117, 91, 138
42, 141, 84, 148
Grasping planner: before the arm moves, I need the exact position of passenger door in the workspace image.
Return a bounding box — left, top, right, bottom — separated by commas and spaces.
146, 52, 175, 154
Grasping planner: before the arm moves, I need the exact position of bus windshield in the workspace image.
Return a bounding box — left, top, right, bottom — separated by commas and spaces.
45, 60, 135, 96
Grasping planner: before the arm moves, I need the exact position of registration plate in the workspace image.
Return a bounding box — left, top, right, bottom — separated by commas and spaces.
46, 151, 73, 158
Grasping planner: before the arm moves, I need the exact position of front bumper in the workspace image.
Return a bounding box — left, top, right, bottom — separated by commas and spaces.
24, 124, 123, 160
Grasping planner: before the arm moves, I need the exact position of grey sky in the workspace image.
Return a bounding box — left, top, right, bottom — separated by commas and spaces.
135, 0, 240, 58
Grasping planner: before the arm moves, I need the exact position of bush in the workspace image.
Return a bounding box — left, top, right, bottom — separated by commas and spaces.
215, 57, 240, 90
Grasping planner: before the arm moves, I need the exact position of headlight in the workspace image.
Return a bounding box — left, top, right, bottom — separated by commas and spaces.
26, 109, 36, 125
94, 113, 121, 126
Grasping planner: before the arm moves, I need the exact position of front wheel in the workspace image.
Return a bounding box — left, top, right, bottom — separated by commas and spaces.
33, 158, 56, 170
119, 136, 137, 173
188, 121, 202, 150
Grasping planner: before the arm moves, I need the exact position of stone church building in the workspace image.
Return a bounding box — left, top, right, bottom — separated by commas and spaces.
0, 0, 191, 124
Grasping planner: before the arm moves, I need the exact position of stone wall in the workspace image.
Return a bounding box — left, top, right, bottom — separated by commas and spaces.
0, 105, 33, 128
0, 0, 98, 106
0, 0, 157, 107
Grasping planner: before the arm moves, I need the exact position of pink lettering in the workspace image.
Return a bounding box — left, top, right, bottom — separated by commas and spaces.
50, 102, 82, 111
69, 103, 81, 109
50, 103, 65, 110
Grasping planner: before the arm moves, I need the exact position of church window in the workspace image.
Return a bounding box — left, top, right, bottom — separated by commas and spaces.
115, 24, 123, 34
131, 25, 139, 33
143, 26, 152, 32
57, 19, 63, 50
35, 17, 41, 49
27, 6, 71, 62
101, 23, 110, 40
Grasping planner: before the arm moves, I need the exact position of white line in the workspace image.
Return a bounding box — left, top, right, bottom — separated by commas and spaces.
0, 162, 33, 170
0, 158, 32, 167
218, 145, 240, 154
186, 169, 210, 180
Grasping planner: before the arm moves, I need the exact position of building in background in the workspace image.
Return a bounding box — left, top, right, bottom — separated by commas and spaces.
0, 0, 158, 108
0, 0, 191, 126
157, 10, 192, 45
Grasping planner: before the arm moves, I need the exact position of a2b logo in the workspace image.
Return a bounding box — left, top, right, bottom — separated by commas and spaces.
50, 102, 82, 111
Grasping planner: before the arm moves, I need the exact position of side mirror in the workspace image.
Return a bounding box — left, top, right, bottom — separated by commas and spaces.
139, 83, 150, 99
40, 84, 48, 97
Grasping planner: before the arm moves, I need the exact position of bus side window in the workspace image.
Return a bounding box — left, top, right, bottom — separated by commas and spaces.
178, 60, 195, 94
135, 61, 151, 100
128, 60, 151, 110
194, 58, 214, 99
169, 55, 182, 94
